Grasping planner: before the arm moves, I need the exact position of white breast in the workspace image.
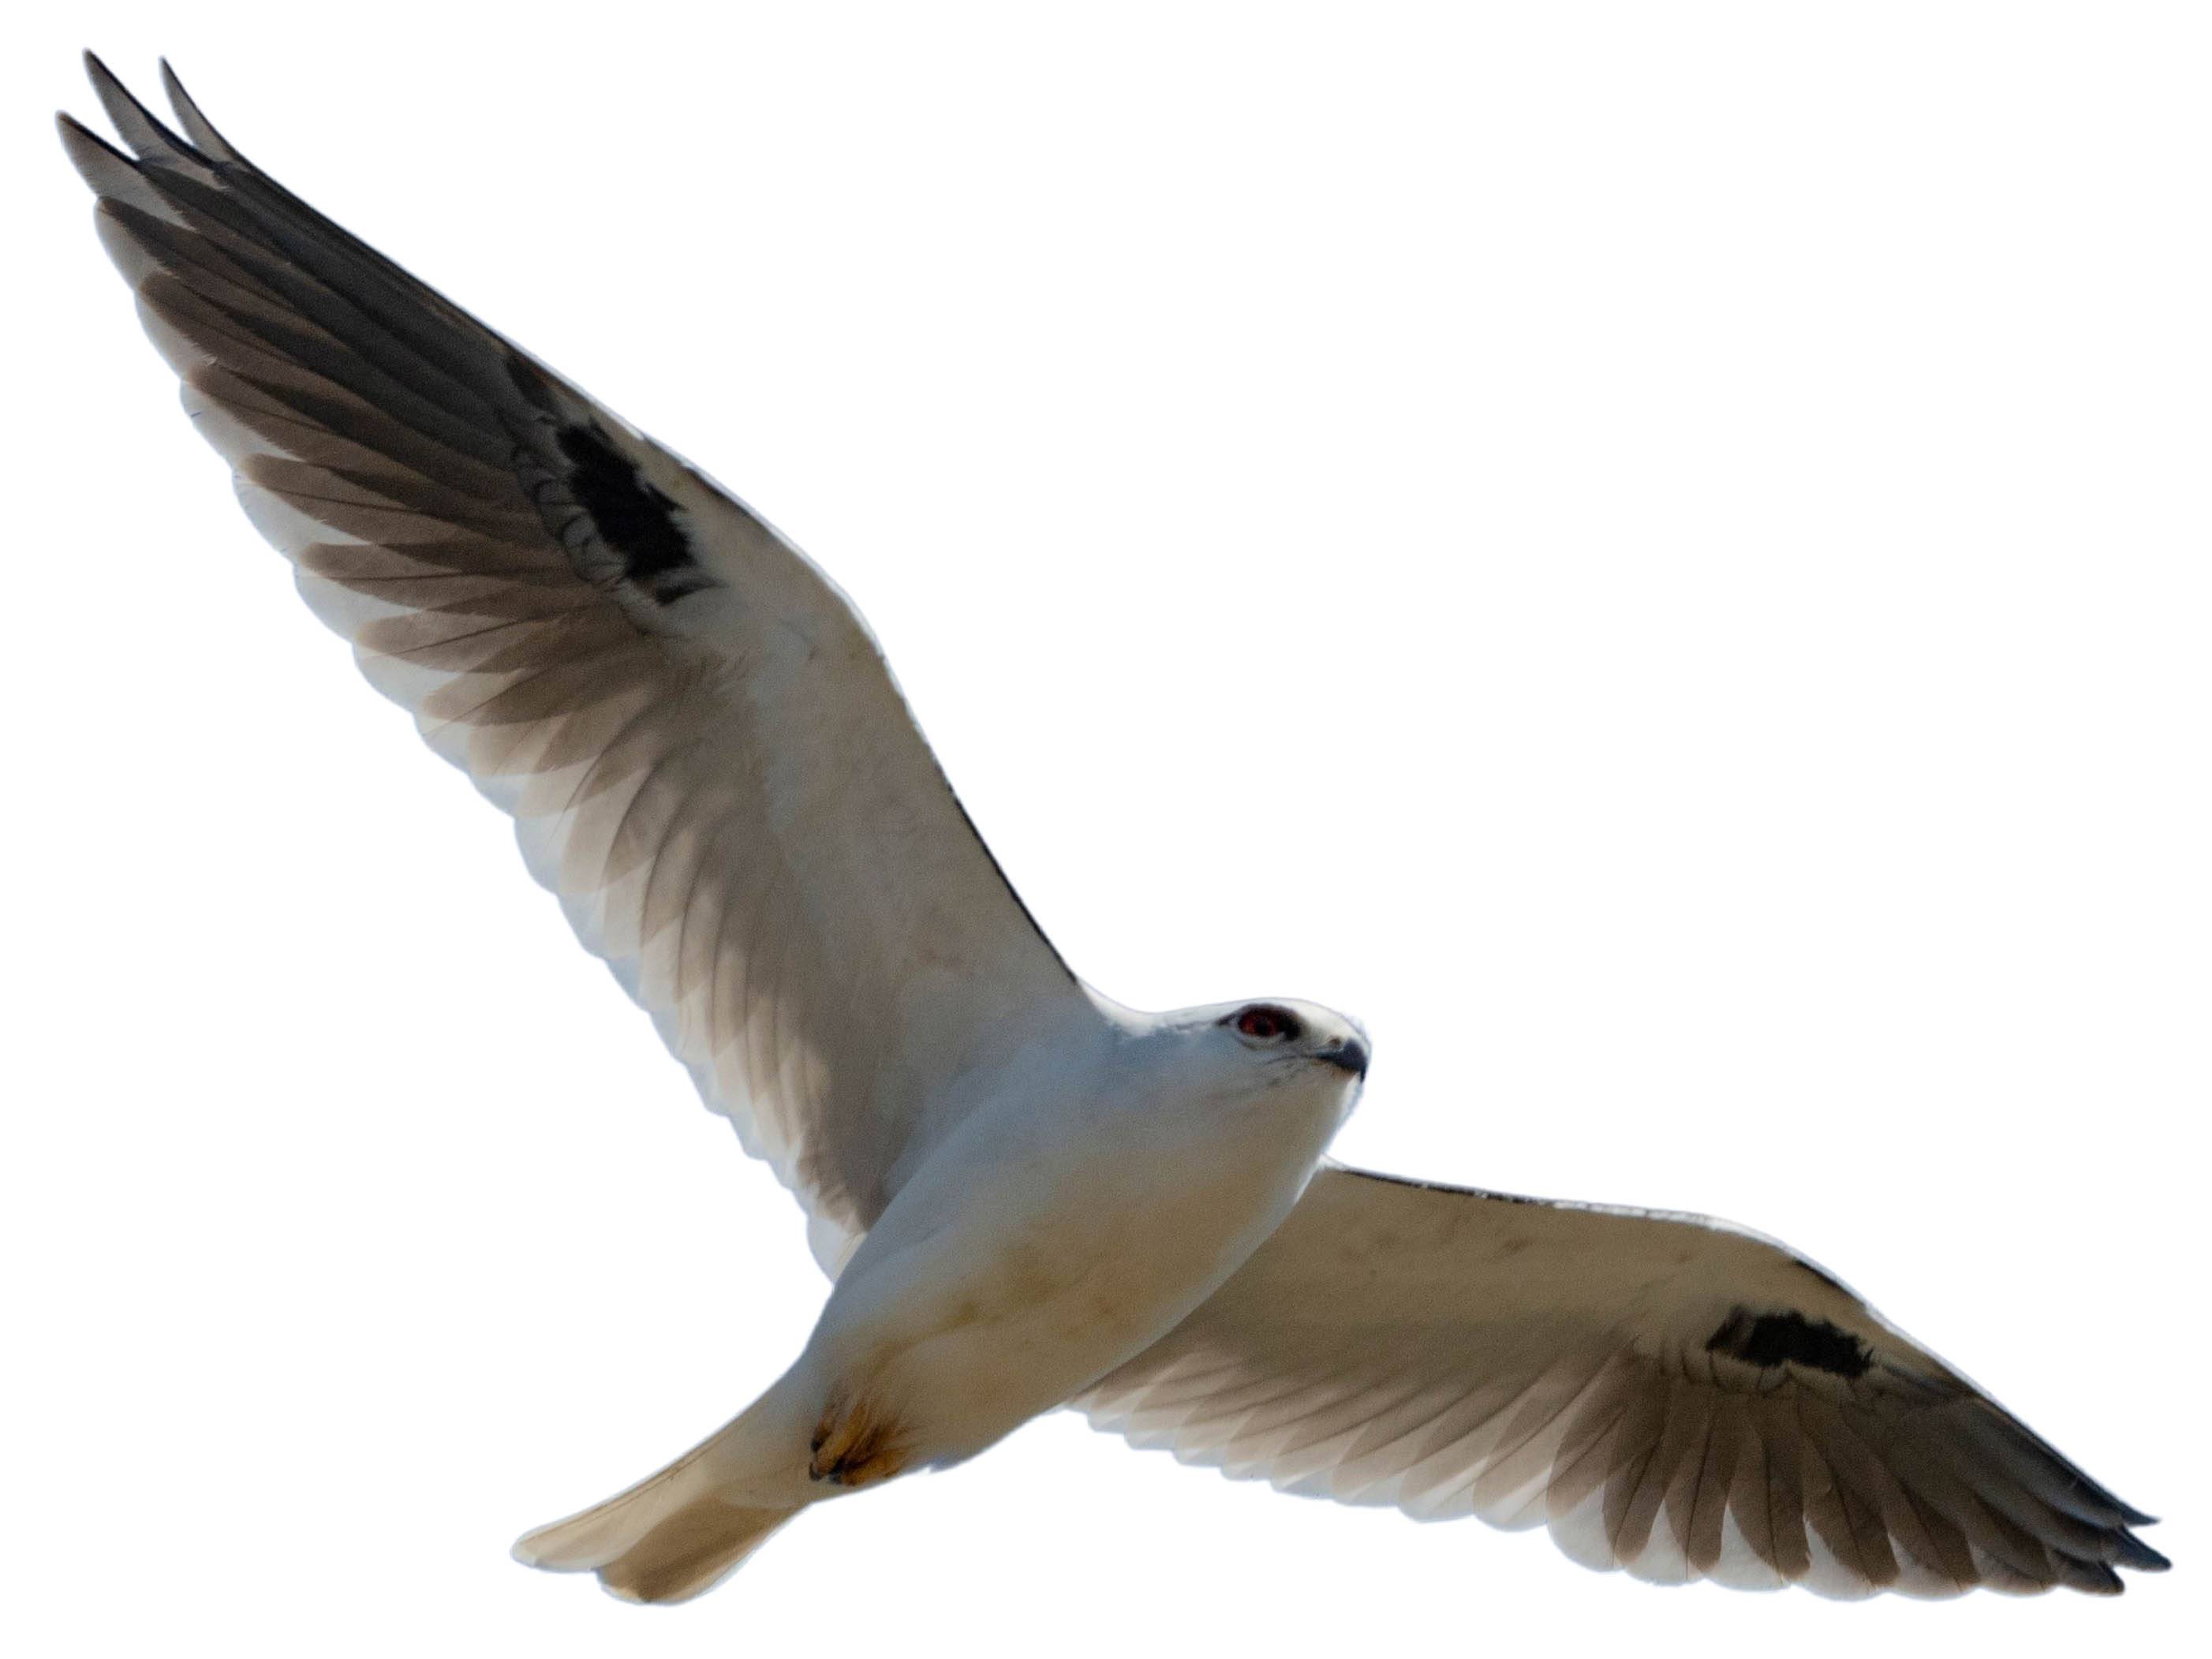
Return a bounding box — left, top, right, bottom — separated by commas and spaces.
797, 1021, 1349, 1465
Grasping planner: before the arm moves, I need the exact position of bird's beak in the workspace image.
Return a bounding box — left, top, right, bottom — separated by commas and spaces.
1317, 1038, 1369, 1078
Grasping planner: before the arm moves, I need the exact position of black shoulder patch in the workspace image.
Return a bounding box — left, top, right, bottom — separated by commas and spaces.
555, 424, 711, 602
1705, 1306, 1873, 1379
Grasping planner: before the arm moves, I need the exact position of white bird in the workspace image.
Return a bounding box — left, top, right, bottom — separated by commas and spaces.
61, 54, 2167, 1608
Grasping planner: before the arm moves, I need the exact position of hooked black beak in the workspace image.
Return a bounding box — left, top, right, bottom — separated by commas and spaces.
1317, 1037, 1369, 1078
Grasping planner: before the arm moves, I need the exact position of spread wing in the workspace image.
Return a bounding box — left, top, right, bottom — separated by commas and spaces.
61, 57, 1092, 1269
1078, 1164, 2168, 1597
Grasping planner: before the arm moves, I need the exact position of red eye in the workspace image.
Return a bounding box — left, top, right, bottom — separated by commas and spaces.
1234, 1006, 1299, 1041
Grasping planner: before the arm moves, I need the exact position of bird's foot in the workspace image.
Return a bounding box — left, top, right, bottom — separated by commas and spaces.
809, 1388, 912, 1488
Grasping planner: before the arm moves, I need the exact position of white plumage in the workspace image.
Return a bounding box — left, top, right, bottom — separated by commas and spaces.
61, 54, 2165, 1609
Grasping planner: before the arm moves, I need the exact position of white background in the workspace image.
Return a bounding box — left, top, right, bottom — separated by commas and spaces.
4, 4, 2203, 1654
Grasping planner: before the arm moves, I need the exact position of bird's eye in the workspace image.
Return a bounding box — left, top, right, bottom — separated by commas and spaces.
1232, 1005, 1300, 1042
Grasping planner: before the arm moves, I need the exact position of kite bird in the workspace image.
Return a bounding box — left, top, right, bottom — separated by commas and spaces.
60, 53, 2168, 1608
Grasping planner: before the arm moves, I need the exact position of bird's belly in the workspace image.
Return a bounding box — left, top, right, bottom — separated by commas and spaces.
813, 1112, 1328, 1467
887, 1193, 1270, 1456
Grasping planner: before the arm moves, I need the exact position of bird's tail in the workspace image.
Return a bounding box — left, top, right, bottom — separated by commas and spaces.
513, 1398, 809, 1603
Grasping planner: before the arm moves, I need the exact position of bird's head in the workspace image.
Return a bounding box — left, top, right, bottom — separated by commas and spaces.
1142, 997, 1369, 1123
1212, 999, 1369, 1079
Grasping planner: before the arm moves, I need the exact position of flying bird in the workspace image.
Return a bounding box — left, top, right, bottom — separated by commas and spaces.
60, 54, 2167, 1608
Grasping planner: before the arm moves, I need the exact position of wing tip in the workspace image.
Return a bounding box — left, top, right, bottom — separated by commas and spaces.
2117, 1531, 2173, 1575
159, 58, 237, 161
54, 105, 102, 147
80, 49, 201, 166
55, 106, 131, 187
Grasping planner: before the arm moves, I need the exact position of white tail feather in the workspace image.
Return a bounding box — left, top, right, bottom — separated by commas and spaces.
514, 1404, 810, 1602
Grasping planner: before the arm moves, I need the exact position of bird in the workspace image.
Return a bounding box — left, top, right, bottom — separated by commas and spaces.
60, 52, 2168, 1609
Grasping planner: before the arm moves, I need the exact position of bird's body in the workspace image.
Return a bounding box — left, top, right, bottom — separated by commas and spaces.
797, 997, 1361, 1463
61, 54, 2167, 1610
516, 996, 1364, 1596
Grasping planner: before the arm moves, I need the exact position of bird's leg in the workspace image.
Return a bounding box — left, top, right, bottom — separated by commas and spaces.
808, 1385, 913, 1488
